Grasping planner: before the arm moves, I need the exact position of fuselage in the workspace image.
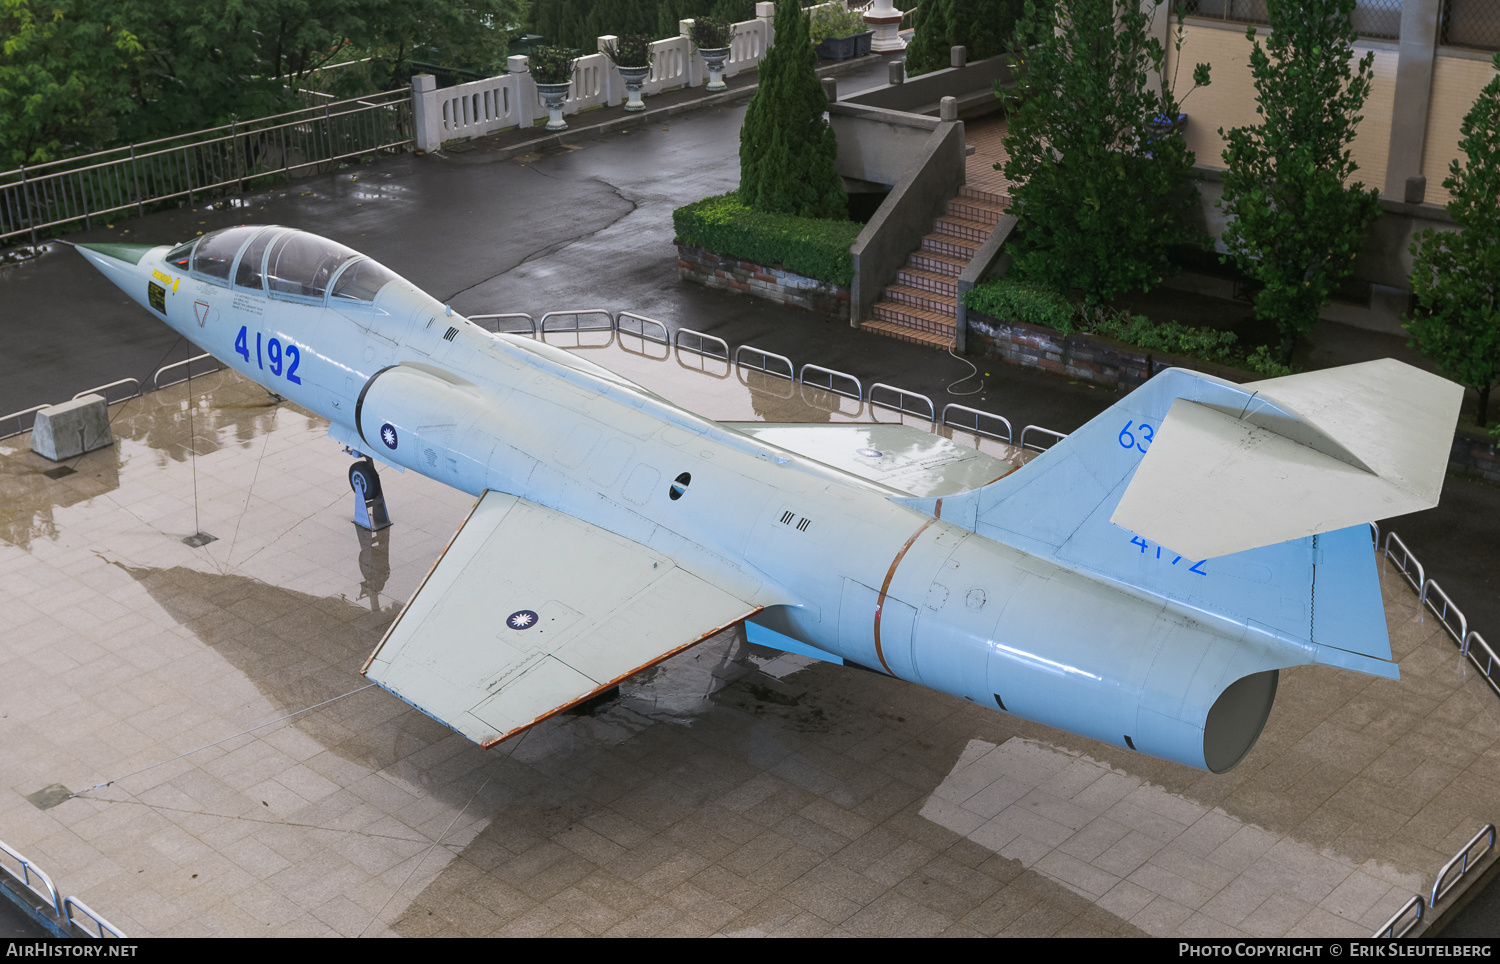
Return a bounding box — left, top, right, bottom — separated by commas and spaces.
77, 228, 1284, 772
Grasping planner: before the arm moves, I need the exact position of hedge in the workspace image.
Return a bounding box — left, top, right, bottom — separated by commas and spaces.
963, 277, 1293, 378
672, 192, 859, 286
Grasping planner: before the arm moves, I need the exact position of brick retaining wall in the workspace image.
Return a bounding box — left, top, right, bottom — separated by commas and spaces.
676, 243, 850, 322
966, 309, 1500, 484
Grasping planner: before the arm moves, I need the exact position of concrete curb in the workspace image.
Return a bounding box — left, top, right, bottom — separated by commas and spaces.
434, 55, 890, 164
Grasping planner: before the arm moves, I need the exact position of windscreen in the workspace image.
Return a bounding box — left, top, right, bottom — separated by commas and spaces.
192, 226, 262, 283
331, 258, 400, 302
265, 232, 359, 300
234, 228, 281, 291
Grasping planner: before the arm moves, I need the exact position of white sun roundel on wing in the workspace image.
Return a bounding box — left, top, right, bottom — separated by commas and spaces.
506, 610, 538, 630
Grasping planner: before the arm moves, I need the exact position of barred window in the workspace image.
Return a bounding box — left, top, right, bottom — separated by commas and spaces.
1442, 0, 1500, 51
1179, 0, 1404, 42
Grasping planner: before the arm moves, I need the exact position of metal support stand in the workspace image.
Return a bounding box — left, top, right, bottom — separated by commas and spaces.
349, 457, 391, 531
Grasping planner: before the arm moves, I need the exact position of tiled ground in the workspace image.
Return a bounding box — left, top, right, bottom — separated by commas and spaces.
1, 338, 1496, 937
964, 115, 1014, 205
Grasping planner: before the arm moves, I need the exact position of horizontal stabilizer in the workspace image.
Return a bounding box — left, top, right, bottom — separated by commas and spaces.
363, 490, 759, 747
1111, 360, 1462, 560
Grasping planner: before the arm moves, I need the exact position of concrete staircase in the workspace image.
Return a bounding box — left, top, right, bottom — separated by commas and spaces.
861, 185, 1009, 349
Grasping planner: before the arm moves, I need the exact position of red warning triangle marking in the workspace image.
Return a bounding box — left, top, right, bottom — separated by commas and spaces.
194, 301, 210, 327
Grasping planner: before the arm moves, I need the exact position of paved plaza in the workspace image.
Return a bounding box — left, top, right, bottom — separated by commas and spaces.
2, 340, 1497, 937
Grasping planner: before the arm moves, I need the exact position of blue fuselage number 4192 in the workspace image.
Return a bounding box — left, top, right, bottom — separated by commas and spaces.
235, 326, 302, 384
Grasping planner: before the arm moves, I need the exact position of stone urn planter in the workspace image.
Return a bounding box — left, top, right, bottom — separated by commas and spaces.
690, 17, 733, 93
617, 65, 651, 111
604, 34, 654, 112
529, 45, 577, 132
536, 82, 571, 130
698, 48, 731, 91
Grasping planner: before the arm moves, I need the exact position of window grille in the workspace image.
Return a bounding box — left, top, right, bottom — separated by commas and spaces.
1178, 0, 1403, 42
1442, 0, 1500, 51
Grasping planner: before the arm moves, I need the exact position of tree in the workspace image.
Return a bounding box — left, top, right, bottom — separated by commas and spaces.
904, 0, 1023, 78
0, 0, 143, 165
737, 0, 844, 220
1217, 0, 1382, 364
1405, 53, 1500, 426
1001, 0, 1209, 300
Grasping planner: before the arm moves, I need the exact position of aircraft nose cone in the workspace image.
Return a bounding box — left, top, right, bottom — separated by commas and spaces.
76, 242, 156, 266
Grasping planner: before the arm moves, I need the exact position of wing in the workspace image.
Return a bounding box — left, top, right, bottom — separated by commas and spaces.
362, 490, 760, 747
724, 422, 1021, 496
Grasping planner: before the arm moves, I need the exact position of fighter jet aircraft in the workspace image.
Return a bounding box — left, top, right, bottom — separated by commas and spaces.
76, 227, 1462, 773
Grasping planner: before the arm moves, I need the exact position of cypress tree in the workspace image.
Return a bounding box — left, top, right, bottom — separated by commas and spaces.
738, 0, 845, 219
904, 0, 1023, 77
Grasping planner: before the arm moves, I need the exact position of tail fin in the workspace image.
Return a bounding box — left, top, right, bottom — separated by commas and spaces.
898, 361, 1462, 678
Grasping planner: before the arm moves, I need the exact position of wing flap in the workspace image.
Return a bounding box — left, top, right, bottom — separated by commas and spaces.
363, 490, 759, 747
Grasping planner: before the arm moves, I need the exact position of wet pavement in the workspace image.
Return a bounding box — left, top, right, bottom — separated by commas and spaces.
2, 53, 1498, 936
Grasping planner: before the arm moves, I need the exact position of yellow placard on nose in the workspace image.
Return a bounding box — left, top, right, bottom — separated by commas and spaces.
151, 269, 172, 285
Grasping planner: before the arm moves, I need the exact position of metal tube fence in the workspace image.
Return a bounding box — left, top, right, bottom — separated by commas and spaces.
469, 313, 537, 337
868, 383, 936, 424
154, 354, 222, 391
1, 90, 413, 244
1432, 824, 1495, 906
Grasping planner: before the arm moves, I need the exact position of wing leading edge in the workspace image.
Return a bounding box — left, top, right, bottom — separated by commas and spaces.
362, 490, 760, 747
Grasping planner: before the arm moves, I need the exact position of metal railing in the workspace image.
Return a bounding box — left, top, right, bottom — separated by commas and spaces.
733, 344, 795, 381
1423, 580, 1468, 648
868, 382, 936, 424
1372, 824, 1496, 938
674, 327, 730, 360
1462, 632, 1499, 696
2, 377, 145, 440
0, 840, 60, 918
539, 309, 614, 335
616, 311, 670, 345
1384, 531, 1426, 599
1376, 894, 1424, 939
470, 312, 536, 337
0, 838, 125, 938
1020, 424, 1068, 452
941, 403, 1013, 445
1, 89, 413, 244
1432, 824, 1495, 905
154, 354, 221, 391
72, 378, 140, 404
800, 364, 862, 401
0, 405, 50, 442
63, 895, 126, 940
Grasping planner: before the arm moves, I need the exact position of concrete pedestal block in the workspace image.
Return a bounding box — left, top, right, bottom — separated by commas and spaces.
31, 394, 113, 461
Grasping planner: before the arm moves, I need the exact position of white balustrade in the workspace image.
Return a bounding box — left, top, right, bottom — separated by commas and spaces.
414, 6, 793, 151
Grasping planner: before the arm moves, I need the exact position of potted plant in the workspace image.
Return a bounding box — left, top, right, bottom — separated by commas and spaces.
529, 45, 576, 131
810, 5, 873, 61
604, 34, 654, 112
691, 16, 733, 92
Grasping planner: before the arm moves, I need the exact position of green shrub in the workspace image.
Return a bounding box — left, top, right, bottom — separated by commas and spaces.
691, 15, 732, 48
529, 45, 576, 84
673, 192, 859, 285
809, 5, 868, 45
603, 34, 653, 68
962, 277, 1075, 332
964, 277, 1293, 377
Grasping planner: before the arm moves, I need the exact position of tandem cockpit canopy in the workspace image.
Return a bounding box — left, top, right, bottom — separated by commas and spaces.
163, 226, 401, 305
